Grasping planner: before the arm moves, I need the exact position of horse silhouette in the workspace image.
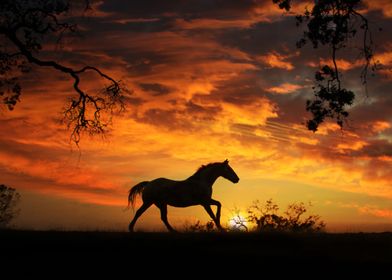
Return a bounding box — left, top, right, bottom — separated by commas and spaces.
127, 159, 239, 232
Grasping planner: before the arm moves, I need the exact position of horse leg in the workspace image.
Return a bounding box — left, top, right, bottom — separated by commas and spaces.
209, 199, 222, 228
157, 203, 176, 232
129, 202, 152, 232
202, 204, 223, 231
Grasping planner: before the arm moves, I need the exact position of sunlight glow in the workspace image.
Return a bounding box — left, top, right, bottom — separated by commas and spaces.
228, 214, 248, 231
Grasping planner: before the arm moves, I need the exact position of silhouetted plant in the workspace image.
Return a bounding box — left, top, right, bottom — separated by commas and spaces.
0, 0, 125, 144
0, 184, 21, 228
183, 220, 216, 233
274, 0, 379, 131
247, 199, 325, 233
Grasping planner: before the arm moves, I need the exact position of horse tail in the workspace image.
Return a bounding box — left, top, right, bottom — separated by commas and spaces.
127, 181, 149, 210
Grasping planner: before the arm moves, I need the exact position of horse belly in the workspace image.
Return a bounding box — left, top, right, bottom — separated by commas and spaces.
165, 188, 206, 207
167, 199, 199, 208
141, 178, 207, 207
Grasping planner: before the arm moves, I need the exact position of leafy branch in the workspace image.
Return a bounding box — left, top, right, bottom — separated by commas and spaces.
274, 0, 379, 131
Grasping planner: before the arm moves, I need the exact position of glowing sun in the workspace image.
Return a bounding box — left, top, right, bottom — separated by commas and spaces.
228, 214, 248, 231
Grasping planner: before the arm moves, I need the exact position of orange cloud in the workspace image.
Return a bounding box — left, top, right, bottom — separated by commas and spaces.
253, 0, 314, 21
372, 121, 391, 133
308, 58, 362, 71
0, 138, 127, 206
315, 122, 341, 136
258, 52, 294, 70
221, 98, 278, 127
336, 141, 368, 153
359, 206, 392, 219
365, 0, 392, 18
266, 83, 303, 94
375, 50, 392, 66
378, 156, 392, 162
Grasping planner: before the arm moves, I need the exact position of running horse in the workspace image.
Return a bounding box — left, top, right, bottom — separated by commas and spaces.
127, 160, 240, 232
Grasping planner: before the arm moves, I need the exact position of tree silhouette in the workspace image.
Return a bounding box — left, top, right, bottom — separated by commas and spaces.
0, 184, 21, 228
273, 0, 378, 131
0, 0, 125, 144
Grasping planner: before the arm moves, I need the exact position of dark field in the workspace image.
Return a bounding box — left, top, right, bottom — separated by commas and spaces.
1, 230, 392, 275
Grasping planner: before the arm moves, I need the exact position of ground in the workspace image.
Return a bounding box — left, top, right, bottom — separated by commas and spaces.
1, 230, 392, 276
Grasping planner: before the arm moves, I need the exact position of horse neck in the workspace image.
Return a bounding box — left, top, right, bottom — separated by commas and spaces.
188, 165, 221, 191
200, 166, 221, 188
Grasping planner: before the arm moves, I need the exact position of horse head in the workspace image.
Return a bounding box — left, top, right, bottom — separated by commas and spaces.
220, 159, 239, 183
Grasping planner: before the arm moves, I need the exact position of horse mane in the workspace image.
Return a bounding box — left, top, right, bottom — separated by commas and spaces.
190, 162, 221, 178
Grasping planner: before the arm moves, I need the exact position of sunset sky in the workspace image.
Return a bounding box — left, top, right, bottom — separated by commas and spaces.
1, 0, 392, 232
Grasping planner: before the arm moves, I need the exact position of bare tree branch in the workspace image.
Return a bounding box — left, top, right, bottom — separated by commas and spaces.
0, 0, 125, 144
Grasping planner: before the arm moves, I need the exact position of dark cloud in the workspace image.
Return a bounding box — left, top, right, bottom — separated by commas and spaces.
136, 108, 192, 130
270, 94, 309, 124
138, 83, 173, 96
216, 18, 300, 55
185, 100, 221, 119
79, 16, 176, 33
123, 95, 146, 106
354, 139, 392, 158
350, 83, 392, 126
190, 72, 266, 106
99, 0, 264, 19
137, 99, 221, 131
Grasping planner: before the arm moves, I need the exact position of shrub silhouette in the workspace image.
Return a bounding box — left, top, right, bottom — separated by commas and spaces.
183, 220, 216, 232
247, 199, 325, 233
183, 199, 325, 233
0, 184, 21, 229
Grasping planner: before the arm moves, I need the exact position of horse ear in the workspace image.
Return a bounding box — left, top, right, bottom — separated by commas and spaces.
224, 159, 229, 164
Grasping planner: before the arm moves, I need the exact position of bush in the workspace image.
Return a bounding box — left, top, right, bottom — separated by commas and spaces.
247, 199, 325, 233
182, 220, 216, 232
0, 184, 21, 228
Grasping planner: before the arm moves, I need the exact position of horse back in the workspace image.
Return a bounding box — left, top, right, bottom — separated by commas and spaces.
141, 177, 180, 198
